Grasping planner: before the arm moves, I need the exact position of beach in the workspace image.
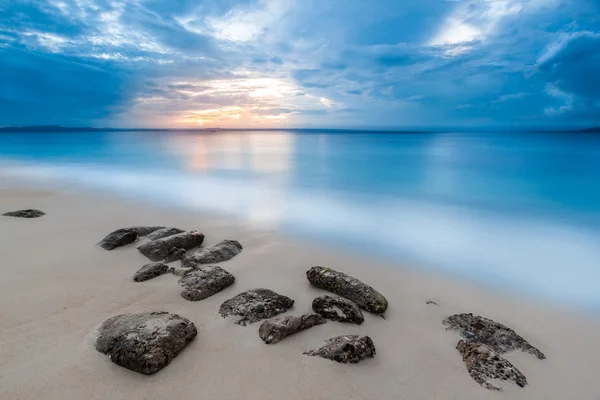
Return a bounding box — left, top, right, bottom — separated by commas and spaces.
1, 187, 599, 400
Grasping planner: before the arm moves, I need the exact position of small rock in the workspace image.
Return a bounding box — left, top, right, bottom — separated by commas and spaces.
133, 262, 169, 282
259, 314, 326, 344
146, 227, 185, 241
312, 295, 364, 324
426, 301, 439, 306
219, 289, 294, 326
2, 209, 45, 218
98, 226, 164, 250
306, 266, 388, 314
179, 266, 235, 301
137, 231, 205, 261
168, 266, 194, 276
95, 311, 197, 375
181, 240, 242, 267
304, 335, 376, 364
456, 340, 527, 391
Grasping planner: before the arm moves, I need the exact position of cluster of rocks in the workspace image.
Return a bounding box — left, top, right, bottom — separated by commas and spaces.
2, 209, 45, 218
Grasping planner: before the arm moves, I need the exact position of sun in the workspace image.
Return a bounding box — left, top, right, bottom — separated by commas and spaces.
197, 119, 204, 126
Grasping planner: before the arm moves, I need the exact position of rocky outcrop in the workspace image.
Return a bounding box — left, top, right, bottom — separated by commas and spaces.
304, 335, 376, 363
133, 262, 169, 282
145, 227, 185, 241
259, 314, 326, 344
219, 289, 294, 326
178, 266, 235, 301
98, 226, 164, 250
306, 267, 388, 314
312, 295, 364, 324
137, 231, 204, 261
94, 311, 197, 375
181, 240, 242, 267
2, 209, 45, 218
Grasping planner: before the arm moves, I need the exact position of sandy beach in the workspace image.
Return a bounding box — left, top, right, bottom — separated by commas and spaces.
1, 187, 600, 400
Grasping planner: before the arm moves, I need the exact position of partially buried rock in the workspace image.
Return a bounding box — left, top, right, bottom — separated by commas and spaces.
145, 227, 185, 241
3, 209, 45, 218
456, 340, 527, 391
306, 266, 388, 314
443, 313, 546, 360
312, 295, 364, 324
95, 311, 197, 375
179, 266, 235, 301
133, 262, 168, 282
304, 335, 376, 364
181, 240, 242, 267
137, 231, 204, 261
259, 313, 326, 344
98, 226, 164, 250
219, 289, 294, 326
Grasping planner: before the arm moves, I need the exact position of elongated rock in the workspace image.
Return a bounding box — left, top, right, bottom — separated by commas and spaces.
304, 335, 376, 364
219, 289, 294, 326
179, 266, 235, 301
137, 231, 205, 261
3, 209, 45, 218
181, 240, 242, 267
95, 311, 197, 375
133, 262, 169, 282
259, 313, 326, 344
146, 227, 185, 241
306, 267, 388, 314
312, 295, 364, 324
98, 226, 164, 250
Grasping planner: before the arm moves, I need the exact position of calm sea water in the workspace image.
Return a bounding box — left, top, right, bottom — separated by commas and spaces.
2, 130, 600, 309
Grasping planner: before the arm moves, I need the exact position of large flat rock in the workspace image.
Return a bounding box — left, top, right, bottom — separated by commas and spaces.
137, 231, 205, 261
178, 266, 235, 301
181, 240, 242, 267
219, 289, 294, 326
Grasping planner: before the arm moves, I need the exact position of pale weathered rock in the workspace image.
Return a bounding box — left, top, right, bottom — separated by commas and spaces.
219, 289, 294, 326
98, 226, 164, 250
181, 240, 242, 267
306, 267, 388, 314
95, 311, 197, 375
2, 209, 45, 218
312, 295, 364, 324
304, 335, 376, 364
137, 231, 204, 261
168, 266, 194, 276
443, 313, 546, 359
259, 313, 326, 344
178, 266, 235, 301
133, 262, 169, 282
146, 227, 185, 241
456, 340, 527, 391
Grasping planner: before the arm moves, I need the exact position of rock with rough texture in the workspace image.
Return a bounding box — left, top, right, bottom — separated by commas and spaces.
137, 231, 204, 261
456, 340, 527, 391
178, 266, 235, 301
133, 262, 169, 282
95, 311, 197, 375
2, 209, 45, 218
304, 335, 376, 364
181, 240, 242, 267
146, 227, 185, 241
169, 266, 194, 276
259, 313, 326, 344
164, 248, 186, 263
443, 313, 546, 360
312, 295, 364, 324
98, 226, 164, 250
219, 289, 294, 326
306, 267, 388, 314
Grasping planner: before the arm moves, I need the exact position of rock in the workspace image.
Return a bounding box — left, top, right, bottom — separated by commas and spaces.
133, 262, 169, 282
164, 248, 186, 263
426, 301, 439, 306
312, 295, 364, 324
306, 267, 388, 314
304, 335, 376, 364
98, 226, 164, 250
137, 231, 205, 261
219, 289, 294, 326
146, 227, 185, 241
95, 311, 197, 375
2, 209, 45, 218
181, 240, 242, 267
443, 313, 546, 359
259, 314, 326, 344
456, 340, 527, 391
178, 266, 235, 301
169, 266, 194, 276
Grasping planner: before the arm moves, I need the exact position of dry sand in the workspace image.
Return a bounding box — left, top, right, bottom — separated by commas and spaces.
1, 188, 600, 400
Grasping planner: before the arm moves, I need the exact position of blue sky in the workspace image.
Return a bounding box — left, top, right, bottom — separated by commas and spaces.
1, 0, 599, 129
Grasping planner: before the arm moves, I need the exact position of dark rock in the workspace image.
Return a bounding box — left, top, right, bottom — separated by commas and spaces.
259, 314, 326, 344
146, 227, 186, 241
179, 266, 235, 301
426, 301, 440, 306
443, 313, 546, 359
95, 311, 197, 375
133, 262, 169, 282
3, 209, 45, 218
304, 335, 376, 364
219, 289, 294, 326
98, 226, 164, 250
181, 240, 242, 267
456, 340, 527, 391
312, 295, 364, 324
164, 248, 186, 263
137, 231, 205, 262
306, 266, 388, 314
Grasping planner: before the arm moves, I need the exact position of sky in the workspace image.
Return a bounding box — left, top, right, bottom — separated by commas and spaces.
0, 0, 599, 129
